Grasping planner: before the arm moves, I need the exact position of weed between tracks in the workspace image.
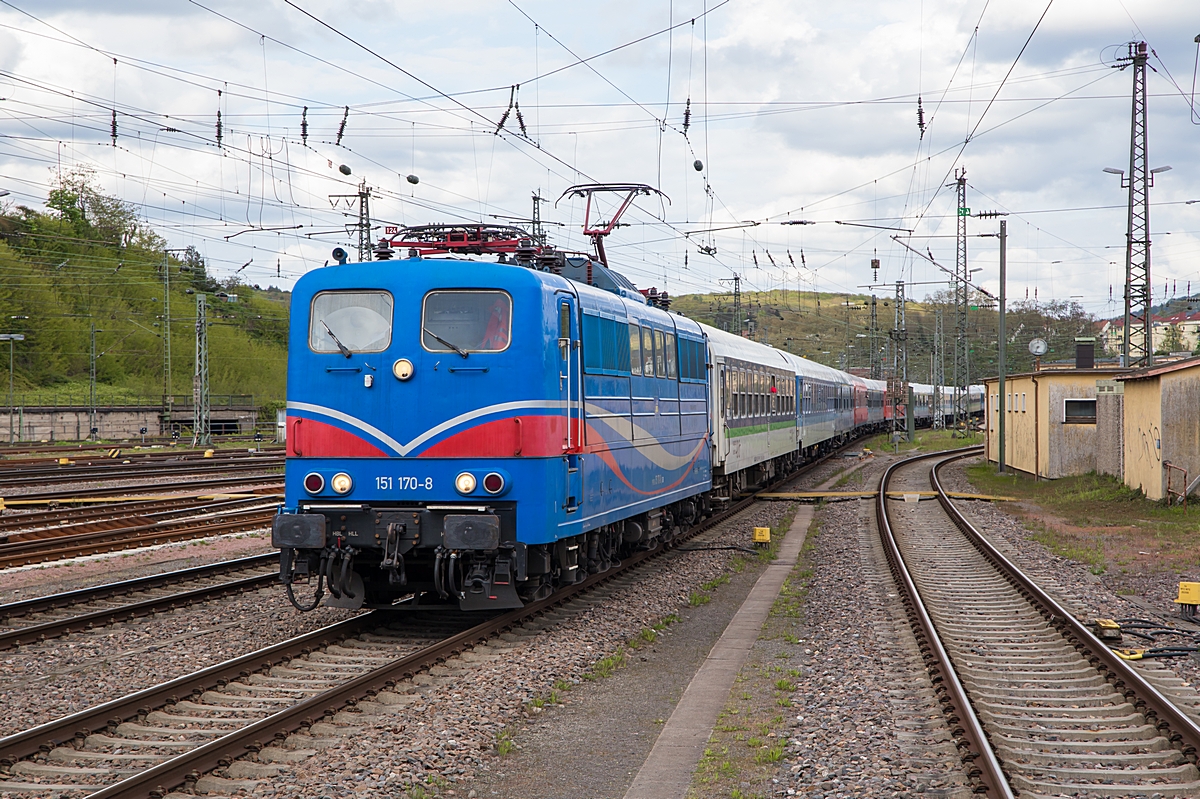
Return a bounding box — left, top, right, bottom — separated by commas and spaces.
966, 464, 1200, 575
688, 512, 820, 799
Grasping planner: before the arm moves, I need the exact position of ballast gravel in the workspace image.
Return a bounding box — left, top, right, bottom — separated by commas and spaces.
0, 585, 358, 738
236, 505, 792, 799
767, 457, 971, 799
940, 456, 1200, 709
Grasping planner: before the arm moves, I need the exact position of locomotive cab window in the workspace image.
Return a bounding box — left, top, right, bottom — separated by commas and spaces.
310, 290, 393, 353
421, 290, 512, 353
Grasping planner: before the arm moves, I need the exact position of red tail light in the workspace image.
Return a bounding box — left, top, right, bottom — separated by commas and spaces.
304, 472, 324, 493
483, 472, 505, 494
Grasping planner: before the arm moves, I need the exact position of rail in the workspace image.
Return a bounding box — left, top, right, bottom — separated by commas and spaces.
1, 436, 866, 798
930, 450, 1200, 765
875, 446, 1013, 798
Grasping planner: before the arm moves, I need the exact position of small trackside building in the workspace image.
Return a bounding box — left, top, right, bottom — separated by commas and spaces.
983, 368, 1126, 479
1116, 356, 1200, 501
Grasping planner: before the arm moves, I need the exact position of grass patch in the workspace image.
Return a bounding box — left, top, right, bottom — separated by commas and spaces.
585, 649, 628, 681
688, 591, 712, 606
700, 575, 730, 591
495, 730, 515, 756
652, 613, 681, 631
966, 465, 1200, 574
865, 428, 981, 454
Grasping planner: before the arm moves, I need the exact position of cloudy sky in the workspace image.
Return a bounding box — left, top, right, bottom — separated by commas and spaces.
0, 0, 1196, 319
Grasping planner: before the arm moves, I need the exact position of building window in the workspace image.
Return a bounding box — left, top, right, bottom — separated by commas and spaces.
1063, 398, 1097, 424
1021, 393, 1026, 412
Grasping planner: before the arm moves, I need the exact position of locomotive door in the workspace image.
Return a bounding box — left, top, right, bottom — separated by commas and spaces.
557, 295, 583, 513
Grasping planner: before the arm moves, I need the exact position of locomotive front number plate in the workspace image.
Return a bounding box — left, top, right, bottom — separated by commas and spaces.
376, 476, 435, 490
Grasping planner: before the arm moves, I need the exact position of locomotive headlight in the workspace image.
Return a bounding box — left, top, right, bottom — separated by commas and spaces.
330, 472, 353, 494
454, 472, 477, 495
392, 358, 414, 381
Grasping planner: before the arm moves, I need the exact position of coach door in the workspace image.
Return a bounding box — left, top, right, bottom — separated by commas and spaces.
557, 295, 583, 513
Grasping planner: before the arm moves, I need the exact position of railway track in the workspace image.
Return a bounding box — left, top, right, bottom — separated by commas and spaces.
4, 474, 282, 505
0, 553, 279, 651
0, 440, 863, 799
0, 497, 279, 569
879, 448, 1200, 798
0, 455, 283, 490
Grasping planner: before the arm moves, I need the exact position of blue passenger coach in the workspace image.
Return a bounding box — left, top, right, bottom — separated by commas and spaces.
274, 253, 711, 611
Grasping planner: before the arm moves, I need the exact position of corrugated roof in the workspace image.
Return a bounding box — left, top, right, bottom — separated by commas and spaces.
1117, 355, 1200, 381
981, 368, 1128, 384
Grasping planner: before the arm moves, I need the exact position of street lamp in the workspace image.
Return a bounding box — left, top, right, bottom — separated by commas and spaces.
0, 333, 25, 444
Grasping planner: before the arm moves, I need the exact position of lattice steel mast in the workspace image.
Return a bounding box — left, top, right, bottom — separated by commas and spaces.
192, 294, 210, 447
869, 294, 882, 379
890, 280, 908, 440
952, 168, 970, 431
933, 308, 945, 429
1118, 42, 1154, 368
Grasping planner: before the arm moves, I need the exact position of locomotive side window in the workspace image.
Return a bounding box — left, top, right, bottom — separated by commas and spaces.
664, 332, 677, 379
629, 325, 642, 376
653, 330, 667, 378
309, 290, 393, 353
421, 291, 512, 353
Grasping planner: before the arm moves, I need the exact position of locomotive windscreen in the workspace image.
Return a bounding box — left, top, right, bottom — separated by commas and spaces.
309, 291, 393, 353
422, 290, 512, 353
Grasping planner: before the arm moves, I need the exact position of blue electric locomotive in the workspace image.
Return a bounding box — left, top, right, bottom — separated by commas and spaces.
273, 224, 973, 613
273, 248, 713, 611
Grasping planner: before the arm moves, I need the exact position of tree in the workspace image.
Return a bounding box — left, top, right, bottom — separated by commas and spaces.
1158, 323, 1183, 355
46, 166, 165, 250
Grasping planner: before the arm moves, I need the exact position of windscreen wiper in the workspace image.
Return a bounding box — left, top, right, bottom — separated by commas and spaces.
422, 326, 469, 358
321, 321, 353, 358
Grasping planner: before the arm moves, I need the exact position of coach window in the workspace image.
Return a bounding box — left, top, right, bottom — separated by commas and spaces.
310, 290, 393, 353
629, 325, 642, 376
739, 370, 746, 417
640, 326, 655, 376
421, 290, 511, 353
653, 330, 667, 377
664, 332, 678, 379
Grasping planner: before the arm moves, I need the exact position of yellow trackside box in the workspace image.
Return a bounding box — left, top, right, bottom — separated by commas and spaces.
752, 527, 771, 544
1176, 582, 1200, 604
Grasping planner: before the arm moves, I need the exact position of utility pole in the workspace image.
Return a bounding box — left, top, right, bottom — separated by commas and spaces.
192, 295, 211, 447
1110, 41, 1166, 369
933, 309, 945, 430
0, 333, 23, 444
978, 211, 1009, 467
869, 294, 882, 379
952, 168, 971, 432
998, 219, 1007, 471
89, 323, 99, 441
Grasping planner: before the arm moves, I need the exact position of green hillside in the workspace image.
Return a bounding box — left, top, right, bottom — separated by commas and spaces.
0, 168, 289, 408
670, 286, 1095, 381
